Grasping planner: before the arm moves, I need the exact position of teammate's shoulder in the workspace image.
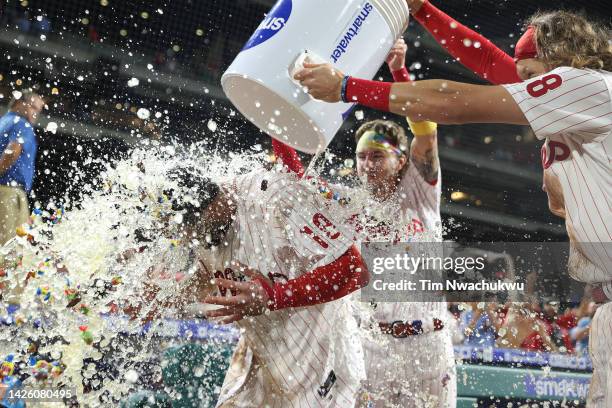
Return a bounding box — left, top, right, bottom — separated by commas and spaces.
548, 66, 609, 81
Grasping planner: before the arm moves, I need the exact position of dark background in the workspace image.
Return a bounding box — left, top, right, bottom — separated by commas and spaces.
0, 0, 609, 242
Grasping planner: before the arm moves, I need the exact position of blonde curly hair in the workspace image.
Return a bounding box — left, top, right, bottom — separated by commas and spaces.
529, 10, 612, 71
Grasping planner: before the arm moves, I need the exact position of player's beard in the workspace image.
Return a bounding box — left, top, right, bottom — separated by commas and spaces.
364, 174, 400, 202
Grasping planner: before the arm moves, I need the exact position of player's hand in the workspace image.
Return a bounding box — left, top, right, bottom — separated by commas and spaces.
386, 38, 408, 72
406, 0, 425, 14
294, 62, 344, 103
203, 263, 272, 324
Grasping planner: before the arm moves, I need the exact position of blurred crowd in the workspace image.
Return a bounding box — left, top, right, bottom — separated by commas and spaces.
449, 298, 596, 355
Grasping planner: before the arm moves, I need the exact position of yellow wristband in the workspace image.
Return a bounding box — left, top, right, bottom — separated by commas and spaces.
407, 119, 437, 137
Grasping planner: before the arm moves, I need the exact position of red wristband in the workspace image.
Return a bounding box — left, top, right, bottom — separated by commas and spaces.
391, 67, 410, 83
345, 77, 392, 112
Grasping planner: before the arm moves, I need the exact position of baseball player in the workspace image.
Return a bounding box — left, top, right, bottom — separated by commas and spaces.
266, 40, 455, 407
296, 9, 611, 406
348, 40, 455, 408
155, 166, 370, 408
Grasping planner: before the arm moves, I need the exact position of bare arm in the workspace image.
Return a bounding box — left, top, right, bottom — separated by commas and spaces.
294, 63, 528, 126
406, 0, 425, 13
572, 326, 590, 341
389, 80, 528, 125
0, 141, 22, 176
410, 132, 439, 183
385, 37, 440, 183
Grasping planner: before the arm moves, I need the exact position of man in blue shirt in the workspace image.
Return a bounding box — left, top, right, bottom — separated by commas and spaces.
0, 91, 44, 245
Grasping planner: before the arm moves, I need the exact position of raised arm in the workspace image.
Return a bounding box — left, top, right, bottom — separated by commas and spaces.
271, 139, 305, 177
386, 38, 440, 183
409, 0, 521, 84
294, 64, 527, 125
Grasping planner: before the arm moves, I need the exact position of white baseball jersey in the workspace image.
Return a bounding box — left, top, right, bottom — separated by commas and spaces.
349, 161, 446, 323
349, 160, 456, 407
503, 67, 612, 293
199, 169, 365, 408
587, 302, 612, 407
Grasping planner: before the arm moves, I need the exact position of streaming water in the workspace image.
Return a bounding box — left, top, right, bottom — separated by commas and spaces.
0, 143, 282, 405
0, 141, 450, 406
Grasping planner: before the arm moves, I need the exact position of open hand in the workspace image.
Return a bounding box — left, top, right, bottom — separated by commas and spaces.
204, 262, 272, 324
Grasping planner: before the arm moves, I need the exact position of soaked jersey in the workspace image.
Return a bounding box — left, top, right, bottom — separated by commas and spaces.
367, 161, 446, 323
198, 169, 365, 407
338, 160, 446, 324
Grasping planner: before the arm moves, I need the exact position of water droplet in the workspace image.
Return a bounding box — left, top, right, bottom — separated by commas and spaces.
136, 108, 151, 120
194, 366, 205, 377
125, 369, 139, 383
207, 120, 218, 132
45, 122, 58, 134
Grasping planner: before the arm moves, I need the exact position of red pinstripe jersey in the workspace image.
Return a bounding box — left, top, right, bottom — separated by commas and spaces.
333, 161, 446, 324
503, 67, 612, 285
366, 161, 447, 323
200, 170, 364, 407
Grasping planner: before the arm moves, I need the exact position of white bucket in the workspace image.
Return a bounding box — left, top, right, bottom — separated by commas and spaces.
221, 0, 409, 154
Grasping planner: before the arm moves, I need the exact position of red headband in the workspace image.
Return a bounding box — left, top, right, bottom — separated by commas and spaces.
514, 26, 538, 62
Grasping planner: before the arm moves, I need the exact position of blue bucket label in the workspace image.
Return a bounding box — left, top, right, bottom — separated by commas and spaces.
243, 0, 292, 51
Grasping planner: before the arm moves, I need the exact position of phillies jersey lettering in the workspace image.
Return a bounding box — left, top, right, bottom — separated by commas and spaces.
504, 67, 612, 283
541, 141, 571, 169
300, 212, 342, 249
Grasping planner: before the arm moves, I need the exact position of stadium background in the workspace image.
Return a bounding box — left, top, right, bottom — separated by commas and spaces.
1, 0, 609, 406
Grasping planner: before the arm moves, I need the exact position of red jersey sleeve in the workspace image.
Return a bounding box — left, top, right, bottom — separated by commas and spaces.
414, 1, 521, 85
391, 67, 411, 83
271, 139, 305, 177
264, 245, 369, 310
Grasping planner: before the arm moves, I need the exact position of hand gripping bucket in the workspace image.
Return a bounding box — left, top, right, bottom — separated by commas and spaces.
221, 0, 409, 154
